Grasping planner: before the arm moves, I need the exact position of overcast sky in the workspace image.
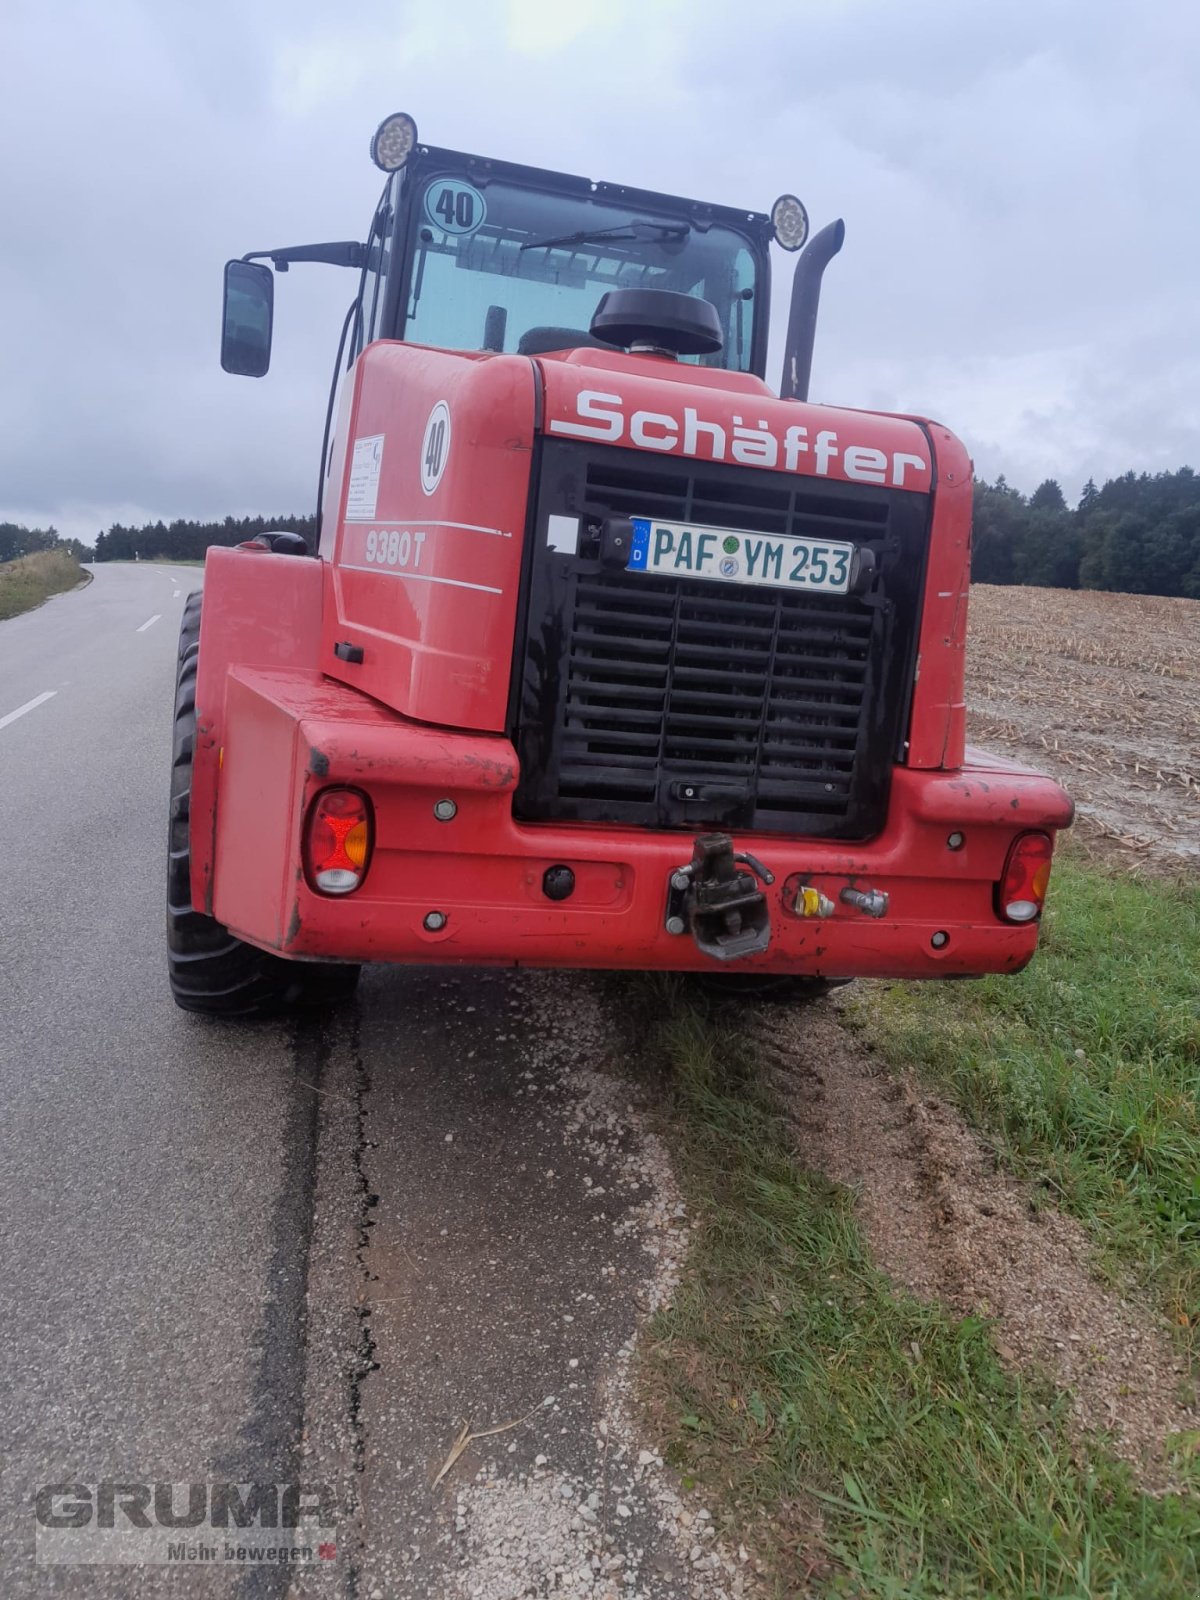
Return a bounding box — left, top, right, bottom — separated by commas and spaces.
3, 0, 1197, 539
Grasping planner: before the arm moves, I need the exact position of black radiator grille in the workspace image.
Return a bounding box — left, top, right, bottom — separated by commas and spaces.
513, 442, 930, 838
562, 576, 871, 817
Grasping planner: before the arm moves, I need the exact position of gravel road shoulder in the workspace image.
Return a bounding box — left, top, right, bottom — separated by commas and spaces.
291, 908, 1195, 1587
294, 967, 756, 1600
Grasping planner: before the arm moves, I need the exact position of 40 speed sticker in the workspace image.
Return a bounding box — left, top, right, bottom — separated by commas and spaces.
420, 401, 451, 495
423, 179, 486, 237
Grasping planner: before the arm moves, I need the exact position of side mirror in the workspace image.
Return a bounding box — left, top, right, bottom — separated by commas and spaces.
221, 259, 274, 377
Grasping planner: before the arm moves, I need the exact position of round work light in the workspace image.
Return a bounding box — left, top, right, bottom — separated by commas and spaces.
370, 112, 418, 172
771, 193, 810, 252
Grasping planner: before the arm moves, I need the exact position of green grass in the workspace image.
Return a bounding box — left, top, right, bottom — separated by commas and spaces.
634, 988, 1200, 1598
0, 548, 87, 621
845, 853, 1200, 1330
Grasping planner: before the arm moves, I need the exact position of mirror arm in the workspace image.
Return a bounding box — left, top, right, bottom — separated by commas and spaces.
244, 242, 366, 274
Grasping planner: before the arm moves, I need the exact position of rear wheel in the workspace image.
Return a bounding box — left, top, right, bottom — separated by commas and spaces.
166, 594, 360, 1016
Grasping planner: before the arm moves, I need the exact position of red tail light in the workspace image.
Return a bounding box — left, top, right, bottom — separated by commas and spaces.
304, 788, 372, 895
997, 830, 1053, 923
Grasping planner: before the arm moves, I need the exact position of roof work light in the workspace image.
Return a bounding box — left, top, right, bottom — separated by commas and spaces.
370, 112, 419, 172
771, 193, 810, 252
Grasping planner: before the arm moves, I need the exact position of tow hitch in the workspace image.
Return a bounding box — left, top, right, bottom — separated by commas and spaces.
664, 833, 775, 961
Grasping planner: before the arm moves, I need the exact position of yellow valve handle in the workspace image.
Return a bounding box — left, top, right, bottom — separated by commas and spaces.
795, 885, 834, 918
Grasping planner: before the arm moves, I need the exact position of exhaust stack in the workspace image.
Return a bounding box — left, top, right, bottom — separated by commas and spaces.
780, 219, 846, 402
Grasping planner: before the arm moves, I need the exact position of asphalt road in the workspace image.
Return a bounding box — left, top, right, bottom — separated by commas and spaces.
0, 564, 314, 1596
0, 564, 731, 1599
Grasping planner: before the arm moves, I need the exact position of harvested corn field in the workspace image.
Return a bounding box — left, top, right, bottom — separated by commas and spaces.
966, 584, 1200, 863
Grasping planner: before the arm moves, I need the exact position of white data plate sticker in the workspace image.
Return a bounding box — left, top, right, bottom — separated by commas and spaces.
546, 514, 579, 554
347, 435, 384, 521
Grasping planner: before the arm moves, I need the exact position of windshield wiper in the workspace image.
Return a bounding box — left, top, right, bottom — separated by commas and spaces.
520, 220, 691, 253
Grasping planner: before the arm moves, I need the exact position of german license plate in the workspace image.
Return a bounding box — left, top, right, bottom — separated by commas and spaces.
627, 517, 854, 596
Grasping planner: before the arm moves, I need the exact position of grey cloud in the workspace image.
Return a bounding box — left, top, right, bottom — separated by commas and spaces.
2, 0, 1196, 538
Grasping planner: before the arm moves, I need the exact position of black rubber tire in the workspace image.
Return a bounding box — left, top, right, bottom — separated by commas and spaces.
166, 595, 361, 1017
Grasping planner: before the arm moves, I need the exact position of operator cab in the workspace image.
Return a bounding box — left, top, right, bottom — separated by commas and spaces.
367, 156, 767, 373
220, 113, 844, 509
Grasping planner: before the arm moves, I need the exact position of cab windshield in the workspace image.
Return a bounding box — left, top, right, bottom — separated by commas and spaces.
400, 176, 761, 370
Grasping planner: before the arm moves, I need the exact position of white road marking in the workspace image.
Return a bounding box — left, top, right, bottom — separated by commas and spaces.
0, 691, 57, 733
173, 590, 181, 598
136, 613, 162, 633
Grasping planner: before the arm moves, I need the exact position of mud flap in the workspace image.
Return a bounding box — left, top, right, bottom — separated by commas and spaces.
664, 833, 775, 962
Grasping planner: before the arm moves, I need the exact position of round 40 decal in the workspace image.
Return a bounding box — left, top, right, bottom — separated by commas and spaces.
420, 401, 451, 495
422, 179, 486, 237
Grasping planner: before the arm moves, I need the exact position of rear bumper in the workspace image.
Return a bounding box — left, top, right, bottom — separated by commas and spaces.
208, 669, 1073, 978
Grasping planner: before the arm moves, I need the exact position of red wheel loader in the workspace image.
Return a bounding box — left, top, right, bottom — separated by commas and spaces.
167, 112, 1072, 1015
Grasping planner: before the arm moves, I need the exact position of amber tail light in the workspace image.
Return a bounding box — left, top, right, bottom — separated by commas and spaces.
304, 788, 373, 895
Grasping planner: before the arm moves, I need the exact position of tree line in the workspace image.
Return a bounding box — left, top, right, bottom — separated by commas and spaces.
93, 514, 317, 563
1, 515, 316, 567
7, 465, 1200, 599
0, 523, 92, 565
971, 466, 1200, 597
